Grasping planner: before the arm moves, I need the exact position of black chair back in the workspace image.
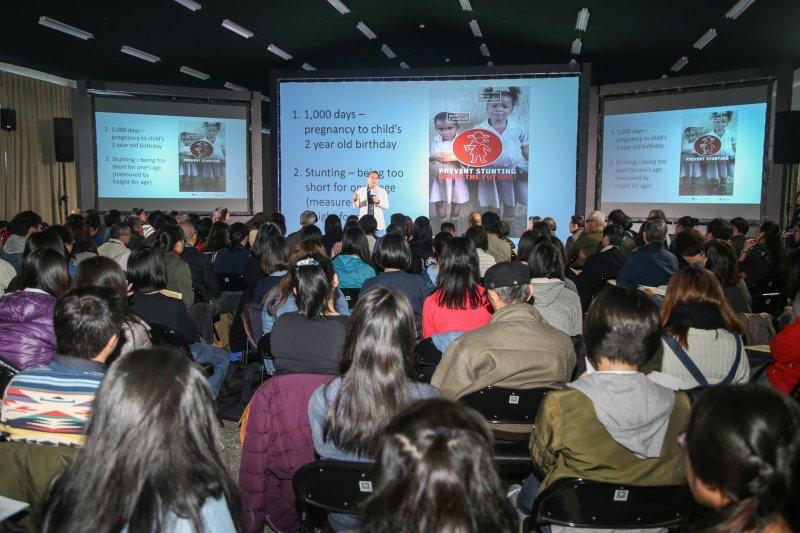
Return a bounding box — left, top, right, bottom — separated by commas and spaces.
0, 358, 21, 396
293, 459, 374, 532
217, 273, 248, 292
751, 292, 787, 317
460, 386, 549, 425
531, 478, 692, 530
148, 323, 214, 377
414, 338, 443, 383
340, 287, 360, 310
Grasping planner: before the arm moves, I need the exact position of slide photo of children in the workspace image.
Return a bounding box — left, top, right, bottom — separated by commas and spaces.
429, 112, 469, 226
428, 86, 530, 237
678, 110, 737, 197
178, 121, 227, 193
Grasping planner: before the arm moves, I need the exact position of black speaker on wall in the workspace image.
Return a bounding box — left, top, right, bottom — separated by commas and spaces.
1, 108, 16, 131
53, 117, 74, 163
774, 110, 800, 164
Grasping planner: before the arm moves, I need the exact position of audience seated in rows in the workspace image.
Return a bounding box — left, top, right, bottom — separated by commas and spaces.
40, 348, 240, 531
512, 286, 690, 524
568, 210, 604, 267
658, 266, 749, 390
431, 261, 575, 434
616, 217, 678, 288
574, 224, 626, 311
1, 286, 123, 446
308, 287, 439, 531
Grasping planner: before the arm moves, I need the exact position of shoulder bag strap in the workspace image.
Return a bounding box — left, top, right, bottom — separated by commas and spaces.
719, 334, 743, 385
663, 335, 709, 387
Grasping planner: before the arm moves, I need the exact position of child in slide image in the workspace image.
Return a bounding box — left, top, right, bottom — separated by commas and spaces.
476, 87, 529, 221
429, 112, 469, 223
679, 127, 702, 195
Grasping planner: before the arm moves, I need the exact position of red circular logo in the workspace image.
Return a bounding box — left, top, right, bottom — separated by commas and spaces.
190, 140, 214, 158
452, 128, 503, 167
694, 135, 721, 156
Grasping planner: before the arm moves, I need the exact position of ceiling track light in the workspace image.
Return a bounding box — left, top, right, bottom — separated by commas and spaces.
179, 66, 209, 80
267, 44, 293, 60
487, 61, 494, 67
221, 19, 253, 38
458, 0, 473, 12
381, 44, 396, 58
569, 58, 578, 66
224, 82, 247, 91
469, 20, 482, 37
571, 38, 582, 55
479, 43, 490, 57
693, 28, 717, 49
261, 95, 270, 103
671, 56, 689, 72
356, 21, 377, 39
575, 8, 590, 31
38, 16, 94, 40
120, 46, 161, 63
399, 62, 410, 69
325, 0, 350, 14
174, 0, 201, 11
302, 63, 317, 71
726, 0, 756, 19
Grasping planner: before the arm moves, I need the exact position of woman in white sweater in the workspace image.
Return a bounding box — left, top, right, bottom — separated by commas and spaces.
659, 266, 749, 390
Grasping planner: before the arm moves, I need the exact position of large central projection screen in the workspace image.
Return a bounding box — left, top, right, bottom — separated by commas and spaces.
273, 68, 585, 241
598, 83, 770, 221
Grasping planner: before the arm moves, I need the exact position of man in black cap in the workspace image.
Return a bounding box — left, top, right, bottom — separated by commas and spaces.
431, 261, 576, 435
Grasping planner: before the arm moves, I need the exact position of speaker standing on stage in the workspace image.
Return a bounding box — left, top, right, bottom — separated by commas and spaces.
352, 170, 390, 232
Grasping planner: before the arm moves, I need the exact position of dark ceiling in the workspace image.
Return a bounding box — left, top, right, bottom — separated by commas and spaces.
3, 0, 799, 124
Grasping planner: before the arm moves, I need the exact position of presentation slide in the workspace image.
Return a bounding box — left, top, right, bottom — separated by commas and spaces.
599, 84, 769, 220
94, 98, 250, 213
277, 74, 581, 241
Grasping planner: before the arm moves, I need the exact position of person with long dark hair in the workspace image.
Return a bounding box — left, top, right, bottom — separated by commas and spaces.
528, 238, 582, 336
204, 221, 230, 257
765, 249, 800, 394
309, 287, 438, 531
408, 216, 434, 275
739, 220, 786, 293
420, 231, 453, 291
704, 239, 751, 313
127, 248, 230, 399
659, 266, 748, 390
331, 227, 375, 289
684, 385, 799, 533
74, 256, 152, 360
250, 235, 290, 305
360, 233, 431, 316
358, 399, 517, 533
155, 224, 194, 308
213, 221, 250, 275
270, 253, 349, 375
421, 237, 492, 338
40, 348, 241, 532
0, 249, 69, 369
321, 214, 343, 256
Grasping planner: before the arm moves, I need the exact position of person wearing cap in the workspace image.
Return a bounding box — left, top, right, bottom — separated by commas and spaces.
430, 261, 576, 435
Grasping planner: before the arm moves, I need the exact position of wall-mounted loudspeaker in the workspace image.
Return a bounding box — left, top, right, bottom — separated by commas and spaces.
53, 117, 74, 163
774, 110, 800, 165
1, 108, 16, 131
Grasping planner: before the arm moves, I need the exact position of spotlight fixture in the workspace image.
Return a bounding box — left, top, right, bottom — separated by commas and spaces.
575, 8, 590, 31
174, 0, 201, 11
261, 95, 270, 103
302, 63, 317, 71
179, 66, 210, 80
693, 28, 717, 49
487, 61, 494, 67
725, 0, 756, 19
458, 0, 473, 12
469, 20, 482, 37
399, 62, 410, 69
670, 56, 689, 72
381, 44, 396, 58
120, 46, 161, 63
221, 19, 253, 38
325, 0, 350, 14
569, 58, 577, 66
224, 82, 247, 91
356, 21, 377, 39
38, 16, 93, 40
479, 43, 490, 57
571, 38, 582, 55
267, 44, 293, 60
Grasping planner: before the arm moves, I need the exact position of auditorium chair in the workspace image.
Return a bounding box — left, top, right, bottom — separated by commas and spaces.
217, 272, 248, 292
293, 459, 375, 533
414, 337, 443, 383
459, 386, 550, 481
147, 323, 214, 378
528, 478, 693, 531
0, 358, 20, 395
339, 287, 360, 310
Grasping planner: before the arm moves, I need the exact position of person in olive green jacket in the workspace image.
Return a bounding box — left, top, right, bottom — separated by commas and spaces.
511, 286, 690, 525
